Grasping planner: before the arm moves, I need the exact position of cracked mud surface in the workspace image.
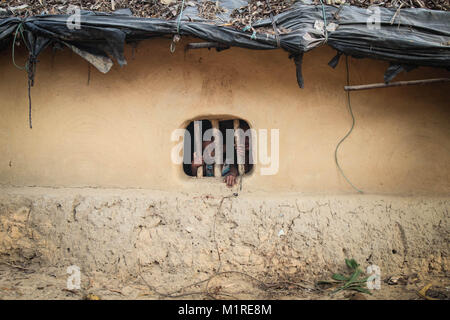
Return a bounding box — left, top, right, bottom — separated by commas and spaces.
0, 187, 448, 300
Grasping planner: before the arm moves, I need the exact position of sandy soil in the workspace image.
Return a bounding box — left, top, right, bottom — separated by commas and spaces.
0, 263, 448, 300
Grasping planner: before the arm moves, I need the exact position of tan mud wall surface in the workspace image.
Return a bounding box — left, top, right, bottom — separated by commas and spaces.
0, 39, 449, 194
0, 187, 448, 291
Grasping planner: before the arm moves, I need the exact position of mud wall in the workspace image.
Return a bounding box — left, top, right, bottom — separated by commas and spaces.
0, 38, 449, 194
0, 187, 448, 289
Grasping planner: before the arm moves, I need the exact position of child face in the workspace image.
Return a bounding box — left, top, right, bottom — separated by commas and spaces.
202, 140, 215, 157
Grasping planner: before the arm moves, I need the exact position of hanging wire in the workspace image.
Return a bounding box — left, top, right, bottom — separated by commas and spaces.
176, 0, 186, 35
170, 0, 186, 53
12, 21, 34, 129
334, 56, 364, 193
12, 22, 28, 70
319, 0, 328, 42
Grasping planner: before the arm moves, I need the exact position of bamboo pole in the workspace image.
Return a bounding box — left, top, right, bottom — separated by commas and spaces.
186, 42, 229, 50
193, 120, 203, 178
211, 119, 222, 178
234, 120, 245, 176
344, 78, 450, 91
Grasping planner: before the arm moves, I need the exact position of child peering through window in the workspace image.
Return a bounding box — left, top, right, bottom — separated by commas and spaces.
190, 120, 252, 187
191, 139, 237, 187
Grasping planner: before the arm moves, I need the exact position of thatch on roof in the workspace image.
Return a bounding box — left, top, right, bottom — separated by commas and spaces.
1, 3, 448, 71
1, 0, 448, 22
0, 1, 448, 130
0, 2, 448, 84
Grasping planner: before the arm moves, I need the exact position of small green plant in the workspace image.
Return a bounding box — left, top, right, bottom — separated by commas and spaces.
318, 258, 372, 295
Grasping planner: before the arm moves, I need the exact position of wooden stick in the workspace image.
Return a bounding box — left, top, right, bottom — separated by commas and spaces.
344, 78, 450, 91
194, 120, 203, 178
389, 3, 403, 25
186, 42, 228, 50
210, 120, 222, 178
234, 120, 245, 176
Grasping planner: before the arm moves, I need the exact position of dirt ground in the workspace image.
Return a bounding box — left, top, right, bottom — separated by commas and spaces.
0, 263, 448, 300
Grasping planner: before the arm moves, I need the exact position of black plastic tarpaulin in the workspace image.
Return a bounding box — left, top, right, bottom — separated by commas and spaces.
0, 2, 449, 81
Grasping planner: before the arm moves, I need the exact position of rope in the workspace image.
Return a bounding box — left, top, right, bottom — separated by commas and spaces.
12, 21, 34, 129
170, 0, 186, 53
28, 77, 32, 129
265, 0, 281, 48
176, 0, 186, 35
243, 25, 257, 40
334, 56, 363, 193
26, 57, 36, 129
319, 0, 328, 42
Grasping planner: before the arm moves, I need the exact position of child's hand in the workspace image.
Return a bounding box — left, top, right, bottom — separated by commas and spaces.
192, 152, 203, 168
224, 174, 237, 187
